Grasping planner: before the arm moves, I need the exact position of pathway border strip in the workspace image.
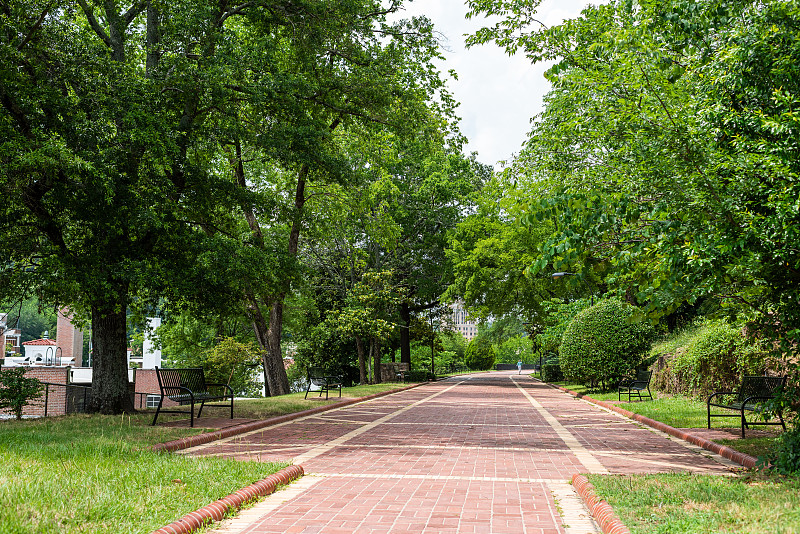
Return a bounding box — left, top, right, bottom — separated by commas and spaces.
549, 383, 757, 469
513, 377, 610, 474
572, 474, 631, 534
152, 382, 426, 453
150, 464, 304, 534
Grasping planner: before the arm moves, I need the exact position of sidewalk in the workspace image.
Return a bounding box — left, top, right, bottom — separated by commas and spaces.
181, 371, 738, 534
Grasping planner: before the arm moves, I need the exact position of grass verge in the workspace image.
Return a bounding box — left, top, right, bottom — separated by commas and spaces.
587, 472, 800, 534
0, 414, 287, 534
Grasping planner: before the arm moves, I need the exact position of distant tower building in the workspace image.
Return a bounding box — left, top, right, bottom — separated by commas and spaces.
450, 302, 479, 342
56, 308, 84, 366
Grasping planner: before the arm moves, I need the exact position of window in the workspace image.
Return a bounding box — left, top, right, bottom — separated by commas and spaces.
146, 394, 161, 408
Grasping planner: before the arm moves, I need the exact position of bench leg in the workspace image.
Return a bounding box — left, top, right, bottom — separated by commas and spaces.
152, 398, 164, 426
190, 401, 195, 428
741, 408, 746, 438
198, 401, 205, 419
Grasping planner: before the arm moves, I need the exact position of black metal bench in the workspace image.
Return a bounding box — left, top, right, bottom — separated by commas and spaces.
151, 367, 234, 427
304, 367, 342, 400
618, 370, 653, 402
707, 375, 787, 438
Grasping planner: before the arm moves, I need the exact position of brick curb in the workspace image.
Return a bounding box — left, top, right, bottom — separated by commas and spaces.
152, 382, 427, 453
550, 383, 757, 468
151, 464, 304, 534
571, 474, 631, 534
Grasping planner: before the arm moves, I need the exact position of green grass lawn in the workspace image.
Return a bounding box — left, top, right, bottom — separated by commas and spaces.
587, 472, 800, 534
0, 414, 287, 534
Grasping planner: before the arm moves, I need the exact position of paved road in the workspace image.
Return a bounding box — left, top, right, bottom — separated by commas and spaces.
185, 371, 735, 534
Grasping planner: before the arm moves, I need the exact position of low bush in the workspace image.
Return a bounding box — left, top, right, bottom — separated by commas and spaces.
559, 298, 654, 389
0, 367, 44, 420
766, 427, 800, 476
541, 363, 563, 383
650, 320, 770, 396
465, 338, 496, 370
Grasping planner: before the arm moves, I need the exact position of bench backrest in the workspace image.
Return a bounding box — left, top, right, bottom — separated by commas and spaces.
307, 366, 327, 379
635, 370, 652, 384
737, 375, 786, 403
156, 367, 208, 396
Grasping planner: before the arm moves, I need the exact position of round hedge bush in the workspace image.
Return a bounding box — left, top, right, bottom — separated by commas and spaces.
559, 298, 654, 388
465, 338, 496, 371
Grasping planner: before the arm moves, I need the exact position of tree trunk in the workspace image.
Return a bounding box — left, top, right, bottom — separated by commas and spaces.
400, 302, 411, 366
265, 296, 291, 395
430, 335, 435, 377
90, 298, 134, 414
372, 338, 382, 384
355, 334, 367, 384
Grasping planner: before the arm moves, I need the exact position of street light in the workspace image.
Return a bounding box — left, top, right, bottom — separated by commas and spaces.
551, 272, 593, 305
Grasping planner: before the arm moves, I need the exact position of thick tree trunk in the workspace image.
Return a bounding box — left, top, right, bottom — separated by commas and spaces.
372, 338, 382, 384
245, 291, 290, 396
355, 334, 367, 384
90, 298, 134, 414
265, 296, 290, 395
400, 302, 411, 366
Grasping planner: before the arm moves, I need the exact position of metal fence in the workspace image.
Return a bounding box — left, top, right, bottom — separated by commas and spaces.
39, 382, 150, 416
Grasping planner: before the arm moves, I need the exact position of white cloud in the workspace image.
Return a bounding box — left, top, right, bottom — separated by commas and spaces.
397, 0, 592, 168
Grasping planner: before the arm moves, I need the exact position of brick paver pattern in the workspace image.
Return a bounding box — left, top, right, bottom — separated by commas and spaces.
188, 372, 733, 534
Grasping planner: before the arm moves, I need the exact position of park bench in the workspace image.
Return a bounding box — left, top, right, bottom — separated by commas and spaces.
618, 370, 653, 402
151, 367, 234, 427
304, 367, 343, 400
707, 375, 787, 438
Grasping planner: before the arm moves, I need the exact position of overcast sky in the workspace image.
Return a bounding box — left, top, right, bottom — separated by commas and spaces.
398, 0, 592, 168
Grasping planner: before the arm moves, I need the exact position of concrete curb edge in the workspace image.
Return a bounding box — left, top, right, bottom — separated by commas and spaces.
151, 464, 305, 534
551, 383, 758, 468
571, 474, 631, 534
152, 382, 427, 453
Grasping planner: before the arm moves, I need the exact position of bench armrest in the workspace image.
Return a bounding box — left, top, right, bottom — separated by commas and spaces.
707, 390, 736, 405
205, 382, 234, 396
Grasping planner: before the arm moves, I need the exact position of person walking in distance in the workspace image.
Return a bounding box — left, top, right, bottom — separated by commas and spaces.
517, 360, 523, 374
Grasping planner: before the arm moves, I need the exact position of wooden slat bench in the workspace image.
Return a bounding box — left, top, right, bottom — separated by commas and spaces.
304, 367, 342, 400
618, 370, 653, 402
151, 367, 234, 427
707, 375, 787, 438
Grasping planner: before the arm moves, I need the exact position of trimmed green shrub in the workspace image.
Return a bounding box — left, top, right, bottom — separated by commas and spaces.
537, 298, 592, 354
0, 367, 44, 420
465, 338, 496, 370
541, 363, 563, 383
559, 298, 654, 389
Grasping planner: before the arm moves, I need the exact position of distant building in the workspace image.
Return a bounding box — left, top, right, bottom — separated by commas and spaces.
56, 308, 84, 366
451, 303, 479, 341
1, 313, 22, 357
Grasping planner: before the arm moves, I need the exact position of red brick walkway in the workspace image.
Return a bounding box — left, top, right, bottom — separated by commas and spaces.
187, 372, 734, 534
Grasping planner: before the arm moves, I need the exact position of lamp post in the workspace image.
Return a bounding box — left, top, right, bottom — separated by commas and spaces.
551, 272, 594, 305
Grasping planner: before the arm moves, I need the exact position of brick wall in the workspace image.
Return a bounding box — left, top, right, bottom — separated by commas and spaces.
56, 309, 84, 365
133, 368, 177, 409
0, 366, 70, 418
